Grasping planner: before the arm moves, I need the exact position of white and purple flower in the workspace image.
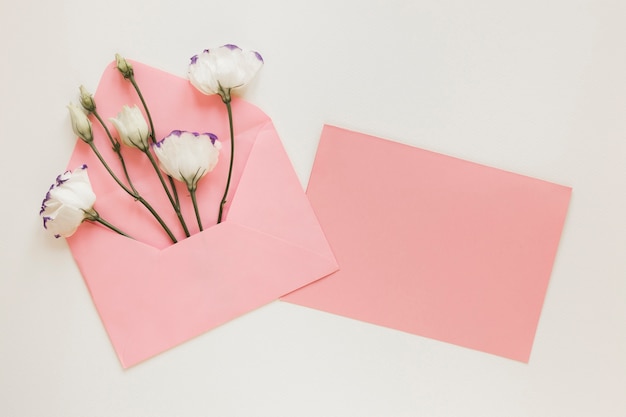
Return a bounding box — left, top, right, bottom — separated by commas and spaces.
40, 165, 97, 238
153, 130, 222, 190
188, 44, 264, 102
109, 105, 150, 151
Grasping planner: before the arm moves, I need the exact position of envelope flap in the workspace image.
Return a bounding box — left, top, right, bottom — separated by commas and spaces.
227, 121, 337, 264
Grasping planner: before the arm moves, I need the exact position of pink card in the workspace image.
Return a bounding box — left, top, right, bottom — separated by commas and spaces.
65, 62, 338, 368
283, 125, 571, 362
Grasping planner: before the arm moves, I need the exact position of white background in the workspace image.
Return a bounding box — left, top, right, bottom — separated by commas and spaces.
1, 0, 625, 416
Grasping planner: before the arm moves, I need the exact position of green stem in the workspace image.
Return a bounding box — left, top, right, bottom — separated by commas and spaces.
143, 150, 191, 237
129, 75, 182, 209
189, 187, 203, 232
217, 98, 234, 224
92, 110, 138, 195
87, 142, 178, 243
168, 175, 180, 207
86, 210, 133, 238
129, 76, 155, 143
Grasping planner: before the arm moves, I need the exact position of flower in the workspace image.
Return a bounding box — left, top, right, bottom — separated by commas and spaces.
153, 130, 221, 190
188, 44, 263, 102
67, 102, 93, 143
109, 105, 150, 151
40, 165, 97, 238
115, 53, 133, 79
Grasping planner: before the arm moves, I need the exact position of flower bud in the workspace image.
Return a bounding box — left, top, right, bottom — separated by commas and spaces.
109, 105, 150, 151
67, 102, 93, 142
79, 85, 96, 112
115, 53, 133, 79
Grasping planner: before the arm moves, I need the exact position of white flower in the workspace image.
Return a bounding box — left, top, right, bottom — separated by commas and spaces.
188, 44, 263, 102
153, 130, 222, 190
67, 102, 93, 142
40, 165, 97, 238
109, 105, 150, 151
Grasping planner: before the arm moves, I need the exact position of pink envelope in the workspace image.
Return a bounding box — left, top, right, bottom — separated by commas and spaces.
65, 62, 338, 368
283, 125, 571, 362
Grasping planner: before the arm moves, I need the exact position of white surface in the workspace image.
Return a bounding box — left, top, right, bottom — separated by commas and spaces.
1, 0, 625, 416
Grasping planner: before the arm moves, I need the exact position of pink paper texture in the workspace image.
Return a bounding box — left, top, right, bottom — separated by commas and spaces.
283, 125, 571, 362
66, 62, 337, 368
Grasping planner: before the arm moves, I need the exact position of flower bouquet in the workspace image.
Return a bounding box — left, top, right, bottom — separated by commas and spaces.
40, 46, 337, 368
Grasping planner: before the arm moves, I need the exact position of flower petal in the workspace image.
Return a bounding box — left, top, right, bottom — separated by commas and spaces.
43, 205, 86, 238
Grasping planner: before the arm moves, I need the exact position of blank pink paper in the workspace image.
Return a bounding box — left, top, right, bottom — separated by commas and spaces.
283, 125, 571, 362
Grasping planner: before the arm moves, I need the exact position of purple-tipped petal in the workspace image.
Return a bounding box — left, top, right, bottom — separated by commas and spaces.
55, 172, 70, 186
40, 194, 50, 214
190, 55, 198, 65
156, 130, 183, 147
253, 51, 264, 63
223, 44, 241, 51
203, 48, 210, 54
208, 133, 218, 144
